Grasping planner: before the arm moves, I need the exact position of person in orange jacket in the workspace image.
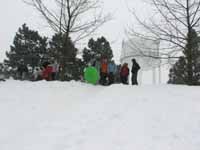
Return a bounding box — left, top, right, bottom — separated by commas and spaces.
100, 58, 108, 85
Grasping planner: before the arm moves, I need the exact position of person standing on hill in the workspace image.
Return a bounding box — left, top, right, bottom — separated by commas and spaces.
50, 60, 59, 80
108, 60, 117, 85
17, 61, 28, 80
131, 59, 140, 85
120, 63, 129, 84
100, 58, 108, 85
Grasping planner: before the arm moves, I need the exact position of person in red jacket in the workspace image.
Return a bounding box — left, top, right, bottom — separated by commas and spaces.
42, 61, 53, 81
120, 63, 129, 84
42, 67, 48, 80
46, 65, 53, 81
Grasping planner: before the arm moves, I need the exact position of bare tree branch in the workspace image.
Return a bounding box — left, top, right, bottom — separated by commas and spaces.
24, 0, 111, 42
127, 0, 200, 61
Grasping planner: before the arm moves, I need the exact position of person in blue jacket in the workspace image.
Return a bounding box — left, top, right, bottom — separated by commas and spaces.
108, 60, 117, 85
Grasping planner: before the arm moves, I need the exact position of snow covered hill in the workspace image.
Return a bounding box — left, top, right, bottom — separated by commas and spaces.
0, 80, 200, 150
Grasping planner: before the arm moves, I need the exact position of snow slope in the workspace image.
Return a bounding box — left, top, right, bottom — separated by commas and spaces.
0, 80, 200, 150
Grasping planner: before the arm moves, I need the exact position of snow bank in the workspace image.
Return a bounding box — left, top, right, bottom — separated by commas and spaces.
0, 80, 200, 150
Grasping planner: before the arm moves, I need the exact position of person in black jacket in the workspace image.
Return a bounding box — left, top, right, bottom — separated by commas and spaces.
131, 59, 140, 85
17, 61, 28, 80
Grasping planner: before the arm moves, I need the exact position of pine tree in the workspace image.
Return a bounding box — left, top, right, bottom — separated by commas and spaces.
168, 29, 200, 85
184, 29, 200, 85
49, 33, 77, 62
83, 36, 113, 65
168, 57, 187, 84
48, 33, 84, 81
4, 24, 47, 73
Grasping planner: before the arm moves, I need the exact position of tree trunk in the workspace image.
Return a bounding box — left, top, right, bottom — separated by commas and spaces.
60, 33, 70, 81
185, 29, 195, 85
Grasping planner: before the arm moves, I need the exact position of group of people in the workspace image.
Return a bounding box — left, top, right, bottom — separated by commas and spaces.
92, 58, 140, 85
96, 58, 117, 85
17, 60, 59, 81
120, 59, 141, 85
16, 57, 140, 85
32, 60, 59, 81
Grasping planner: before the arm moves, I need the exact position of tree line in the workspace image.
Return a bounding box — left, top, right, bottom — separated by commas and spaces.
1, 0, 200, 85
0, 24, 114, 81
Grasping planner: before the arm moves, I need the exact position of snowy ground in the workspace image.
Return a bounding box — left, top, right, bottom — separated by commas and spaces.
0, 80, 200, 150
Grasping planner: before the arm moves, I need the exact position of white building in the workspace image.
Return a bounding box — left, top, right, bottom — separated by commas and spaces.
120, 37, 162, 84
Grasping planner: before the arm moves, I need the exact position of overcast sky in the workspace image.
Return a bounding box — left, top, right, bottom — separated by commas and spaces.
0, 0, 148, 62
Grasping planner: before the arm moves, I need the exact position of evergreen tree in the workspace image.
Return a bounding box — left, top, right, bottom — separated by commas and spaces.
49, 33, 85, 81
83, 36, 113, 65
64, 58, 85, 81
168, 57, 187, 84
5, 24, 47, 73
184, 29, 200, 85
168, 29, 200, 85
49, 33, 77, 62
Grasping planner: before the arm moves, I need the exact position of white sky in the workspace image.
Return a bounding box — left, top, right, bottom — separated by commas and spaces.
0, 0, 148, 62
